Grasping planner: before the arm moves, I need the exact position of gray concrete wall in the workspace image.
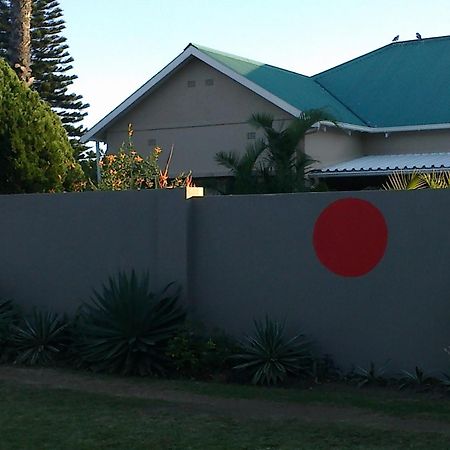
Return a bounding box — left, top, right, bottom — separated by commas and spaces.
188, 189, 450, 373
1, 188, 450, 373
0, 189, 188, 313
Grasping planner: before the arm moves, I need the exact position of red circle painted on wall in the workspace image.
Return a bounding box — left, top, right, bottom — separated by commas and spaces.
313, 198, 388, 277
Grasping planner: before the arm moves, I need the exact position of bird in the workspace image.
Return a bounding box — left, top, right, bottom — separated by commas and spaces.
392, 35, 399, 42
416, 32, 422, 40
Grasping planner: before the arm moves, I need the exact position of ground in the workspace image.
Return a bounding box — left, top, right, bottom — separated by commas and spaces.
1, 365, 450, 449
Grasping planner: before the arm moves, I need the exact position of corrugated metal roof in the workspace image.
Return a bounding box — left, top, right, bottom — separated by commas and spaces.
313, 36, 450, 127
194, 45, 366, 126
317, 152, 450, 177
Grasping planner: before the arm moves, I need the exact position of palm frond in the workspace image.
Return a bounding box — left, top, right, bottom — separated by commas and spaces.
248, 112, 274, 130
382, 171, 426, 190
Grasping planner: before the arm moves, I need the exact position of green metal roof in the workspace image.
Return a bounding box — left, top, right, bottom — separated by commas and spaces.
193, 44, 366, 126
195, 37, 450, 128
313, 36, 450, 127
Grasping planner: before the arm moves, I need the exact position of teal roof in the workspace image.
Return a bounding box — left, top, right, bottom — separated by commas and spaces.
313, 36, 450, 127
193, 44, 366, 126
194, 37, 450, 128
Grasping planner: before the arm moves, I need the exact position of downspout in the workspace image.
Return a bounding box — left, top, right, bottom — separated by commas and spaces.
95, 141, 101, 184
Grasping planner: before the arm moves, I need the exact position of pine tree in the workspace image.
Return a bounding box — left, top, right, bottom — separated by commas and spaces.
0, 0, 10, 60
9, 0, 32, 83
31, 0, 89, 149
0, 0, 89, 159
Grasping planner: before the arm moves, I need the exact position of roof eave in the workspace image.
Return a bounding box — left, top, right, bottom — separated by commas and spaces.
322, 121, 450, 134
314, 167, 450, 178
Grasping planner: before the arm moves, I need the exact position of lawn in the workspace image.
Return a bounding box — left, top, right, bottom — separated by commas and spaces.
1, 367, 450, 449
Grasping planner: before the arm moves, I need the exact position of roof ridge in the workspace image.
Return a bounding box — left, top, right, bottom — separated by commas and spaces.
312, 78, 369, 126
191, 43, 311, 78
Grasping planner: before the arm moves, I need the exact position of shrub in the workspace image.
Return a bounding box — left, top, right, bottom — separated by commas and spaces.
10, 308, 69, 366
98, 125, 193, 191
166, 323, 238, 379
0, 59, 84, 193
0, 299, 20, 362
232, 316, 312, 386
75, 271, 186, 376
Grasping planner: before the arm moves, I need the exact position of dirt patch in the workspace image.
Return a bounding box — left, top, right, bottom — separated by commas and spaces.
1, 365, 450, 434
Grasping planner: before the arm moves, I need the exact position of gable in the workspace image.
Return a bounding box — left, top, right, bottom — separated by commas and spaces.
109, 58, 292, 132
105, 58, 294, 176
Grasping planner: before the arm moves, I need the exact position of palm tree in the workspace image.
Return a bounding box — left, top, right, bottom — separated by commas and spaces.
215, 138, 266, 194
10, 0, 32, 84
216, 109, 333, 194
382, 171, 450, 190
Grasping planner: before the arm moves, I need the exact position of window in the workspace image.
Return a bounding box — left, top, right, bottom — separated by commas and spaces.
205, 78, 214, 86
247, 132, 256, 140
187, 80, 196, 88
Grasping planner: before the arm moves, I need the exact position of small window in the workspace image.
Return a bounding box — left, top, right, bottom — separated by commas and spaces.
187, 80, 196, 88
247, 132, 256, 140
205, 78, 214, 86
148, 138, 157, 147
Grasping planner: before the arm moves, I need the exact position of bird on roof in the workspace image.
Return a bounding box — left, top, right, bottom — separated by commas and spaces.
392, 35, 399, 42
416, 32, 422, 40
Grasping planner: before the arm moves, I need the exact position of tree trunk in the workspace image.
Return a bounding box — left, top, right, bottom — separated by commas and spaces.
10, 0, 32, 84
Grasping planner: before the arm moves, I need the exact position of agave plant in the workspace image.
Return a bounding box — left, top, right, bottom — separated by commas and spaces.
10, 309, 69, 366
232, 316, 312, 386
354, 361, 390, 388
75, 271, 186, 376
0, 299, 20, 362
399, 366, 435, 391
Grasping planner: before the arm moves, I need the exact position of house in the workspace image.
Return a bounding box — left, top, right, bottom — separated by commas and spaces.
82, 36, 450, 189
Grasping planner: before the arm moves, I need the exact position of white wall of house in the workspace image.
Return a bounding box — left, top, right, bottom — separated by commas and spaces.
363, 129, 450, 155
102, 56, 450, 177
106, 58, 292, 177
306, 128, 363, 168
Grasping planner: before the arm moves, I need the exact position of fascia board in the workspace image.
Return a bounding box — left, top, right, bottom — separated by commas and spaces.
321, 121, 450, 134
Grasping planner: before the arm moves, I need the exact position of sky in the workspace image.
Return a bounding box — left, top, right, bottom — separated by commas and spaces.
58, 0, 450, 130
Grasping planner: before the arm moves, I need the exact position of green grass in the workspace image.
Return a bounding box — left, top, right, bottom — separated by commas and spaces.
122, 375, 450, 423
1, 380, 450, 450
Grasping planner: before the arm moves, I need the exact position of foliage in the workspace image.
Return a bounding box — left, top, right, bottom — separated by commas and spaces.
215, 109, 333, 194
310, 354, 341, 383
98, 125, 193, 191
9, 308, 69, 365
232, 316, 312, 386
399, 366, 436, 391
215, 138, 266, 194
75, 271, 186, 376
0, 58, 84, 193
354, 361, 389, 388
0, 0, 89, 155
166, 323, 238, 379
0, 298, 19, 361
382, 170, 450, 190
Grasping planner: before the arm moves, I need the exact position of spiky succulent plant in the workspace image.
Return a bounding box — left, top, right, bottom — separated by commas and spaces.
232, 316, 312, 385
75, 271, 186, 376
